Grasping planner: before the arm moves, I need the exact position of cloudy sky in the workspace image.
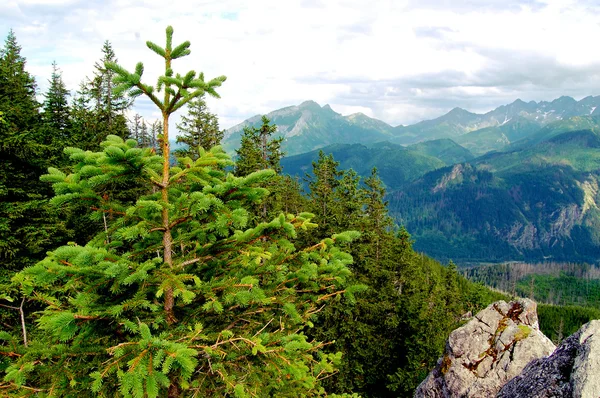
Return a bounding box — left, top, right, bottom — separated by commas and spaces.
2, 0, 600, 129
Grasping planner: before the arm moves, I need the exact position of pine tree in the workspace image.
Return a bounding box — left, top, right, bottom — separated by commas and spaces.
42, 62, 70, 134
70, 41, 131, 149
234, 116, 283, 176
269, 175, 308, 216
0, 31, 70, 360
0, 29, 56, 269
0, 29, 39, 137
306, 151, 343, 236
140, 119, 151, 147
69, 81, 98, 150
175, 97, 223, 159
89, 41, 130, 133
41, 61, 72, 165
5, 26, 358, 397
360, 168, 393, 262
234, 116, 285, 222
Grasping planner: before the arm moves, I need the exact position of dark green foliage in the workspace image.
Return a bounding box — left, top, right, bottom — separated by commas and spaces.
88, 41, 130, 140
388, 127, 600, 263
0, 30, 39, 138
407, 138, 474, 165
0, 30, 67, 275
234, 116, 287, 223
40, 62, 72, 167
282, 142, 445, 192
42, 62, 71, 140
305, 151, 344, 236
68, 41, 131, 150
234, 115, 283, 176
303, 160, 504, 397
175, 97, 223, 159
2, 27, 356, 397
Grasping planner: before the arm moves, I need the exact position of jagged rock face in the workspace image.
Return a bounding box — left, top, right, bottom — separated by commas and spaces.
497, 320, 600, 398
414, 299, 555, 398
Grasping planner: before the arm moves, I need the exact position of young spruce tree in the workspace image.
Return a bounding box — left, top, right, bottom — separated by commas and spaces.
4, 26, 359, 398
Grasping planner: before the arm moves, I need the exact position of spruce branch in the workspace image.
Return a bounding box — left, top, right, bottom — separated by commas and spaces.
146, 41, 166, 57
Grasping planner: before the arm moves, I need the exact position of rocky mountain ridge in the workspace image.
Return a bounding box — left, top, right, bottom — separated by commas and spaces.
223, 96, 600, 155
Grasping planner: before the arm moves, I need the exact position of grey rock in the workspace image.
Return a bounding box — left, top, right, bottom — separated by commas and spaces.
415, 299, 555, 398
498, 320, 600, 398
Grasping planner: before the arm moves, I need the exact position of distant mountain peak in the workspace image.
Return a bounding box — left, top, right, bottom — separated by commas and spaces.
347, 112, 367, 119
552, 95, 576, 104
448, 107, 471, 115
298, 100, 321, 109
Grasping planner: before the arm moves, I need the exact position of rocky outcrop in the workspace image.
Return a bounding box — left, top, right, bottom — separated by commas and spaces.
497, 320, 600, 398
414, 299, 555, 398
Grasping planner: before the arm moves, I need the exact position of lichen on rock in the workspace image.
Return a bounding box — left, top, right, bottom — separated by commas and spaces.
414, 299, 555, 398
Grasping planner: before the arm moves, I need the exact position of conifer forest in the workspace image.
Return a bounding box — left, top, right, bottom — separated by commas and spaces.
0, 26, 598, 397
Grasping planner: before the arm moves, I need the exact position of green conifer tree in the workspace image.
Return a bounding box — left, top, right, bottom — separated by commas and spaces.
140, 119, 151, 147
0, 29, 39, 138
89, 41, 130, 136
175, 97, 223, 159
41, 62, 72, 164
234, 116, 285, 222
234, 116, 283, 176
69, 41, 131, 149
0, 31, 70, 363
4, 26, 359, 398
42, 62, 70, 134
0, 29, 60, 271
306, 151, 343, 236
69, 81, 98, 150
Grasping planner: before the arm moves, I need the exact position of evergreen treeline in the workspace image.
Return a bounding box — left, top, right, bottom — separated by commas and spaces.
0, 26, 594, 397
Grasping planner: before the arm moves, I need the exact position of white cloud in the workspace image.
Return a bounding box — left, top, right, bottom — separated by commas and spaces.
2, 0, 600, 129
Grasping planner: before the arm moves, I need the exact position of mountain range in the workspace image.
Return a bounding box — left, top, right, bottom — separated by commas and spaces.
223, 96, 600, 156
224, 96, 600, 264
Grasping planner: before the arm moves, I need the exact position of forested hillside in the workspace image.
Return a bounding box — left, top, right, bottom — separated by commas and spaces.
2, 26, 600, 398
389, 126, 600, 263
0, 27, 519, 398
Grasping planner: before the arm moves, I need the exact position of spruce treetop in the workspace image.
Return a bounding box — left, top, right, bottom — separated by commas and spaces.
105, 26, 226, 117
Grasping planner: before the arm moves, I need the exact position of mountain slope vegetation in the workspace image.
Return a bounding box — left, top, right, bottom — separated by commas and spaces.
388, 128, 600, 263
281, 142, 447, 191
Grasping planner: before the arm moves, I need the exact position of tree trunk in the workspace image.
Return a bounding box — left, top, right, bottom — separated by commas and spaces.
161, 110, 176, 324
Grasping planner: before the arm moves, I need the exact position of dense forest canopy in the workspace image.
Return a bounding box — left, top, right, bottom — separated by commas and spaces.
0, 26, 598, 398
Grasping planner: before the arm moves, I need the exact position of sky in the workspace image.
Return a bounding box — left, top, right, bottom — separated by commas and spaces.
2, 0, 600, 130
